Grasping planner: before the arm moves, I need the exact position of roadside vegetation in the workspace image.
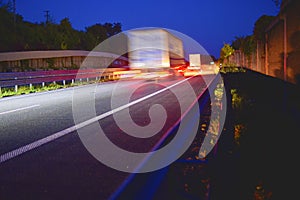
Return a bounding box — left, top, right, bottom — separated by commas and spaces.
217, 68, 300, 199
0, 1, 122, 52
0, 77, 118, 98
219, 66, 246, 73
0, 82, 81, 98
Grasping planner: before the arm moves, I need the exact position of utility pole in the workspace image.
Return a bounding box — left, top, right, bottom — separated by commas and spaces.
44, 10, 50, 24
11, 0, 16, 25
11, 0, 17, 48
7, 1, 17, 23
256, 41, 259, 71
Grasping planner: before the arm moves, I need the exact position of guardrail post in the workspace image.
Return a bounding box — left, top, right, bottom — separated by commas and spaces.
0, 69, 117, 96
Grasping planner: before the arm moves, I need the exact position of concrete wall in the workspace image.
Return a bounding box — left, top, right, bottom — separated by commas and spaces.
0, 50, 127, 72
227, 0, 300, 84
266, 0, 300, 83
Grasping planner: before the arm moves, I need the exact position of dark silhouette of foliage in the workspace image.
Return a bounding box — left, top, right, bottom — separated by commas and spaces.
253, 15, 275, 42
232, 36, 245, 51
0, 3, 122, 52
242, 36, 256, 59
272, 0, 282, 8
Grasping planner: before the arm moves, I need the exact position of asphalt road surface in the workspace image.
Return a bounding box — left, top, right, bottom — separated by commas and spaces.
0, 75, 215, 200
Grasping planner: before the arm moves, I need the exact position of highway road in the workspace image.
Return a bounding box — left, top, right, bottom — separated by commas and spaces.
0, 75, 215, 199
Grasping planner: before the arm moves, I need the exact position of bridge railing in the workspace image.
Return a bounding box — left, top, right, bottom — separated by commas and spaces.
0, 68, 127, 92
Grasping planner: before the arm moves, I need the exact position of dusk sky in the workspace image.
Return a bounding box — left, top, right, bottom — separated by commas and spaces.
14, 0, 279, 58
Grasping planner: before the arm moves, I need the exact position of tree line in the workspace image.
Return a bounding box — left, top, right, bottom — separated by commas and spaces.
0, 2, 122, 52
220, 15, 276, 66
219, 0, 281, 65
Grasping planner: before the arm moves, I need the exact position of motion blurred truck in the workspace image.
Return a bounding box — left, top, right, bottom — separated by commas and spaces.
127, 28, 185, 72
184, 53, 217, 76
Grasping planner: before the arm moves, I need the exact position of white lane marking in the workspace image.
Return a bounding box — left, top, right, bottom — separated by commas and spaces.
0, 77, 192, 164
0, 104, 40, 115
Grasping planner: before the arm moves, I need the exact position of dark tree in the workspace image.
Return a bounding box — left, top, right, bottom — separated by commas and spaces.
232, 36, 245, 50
272, 0, 282, 8
0, 3, 122, 52
253, 15, 275, 42
85, 23, 107, 49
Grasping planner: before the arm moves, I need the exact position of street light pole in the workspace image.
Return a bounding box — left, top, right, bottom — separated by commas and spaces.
283, 14, 287, 81
265, 34, 269, 75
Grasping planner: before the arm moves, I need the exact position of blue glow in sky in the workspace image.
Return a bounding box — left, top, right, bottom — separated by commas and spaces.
14, 0, 278, 58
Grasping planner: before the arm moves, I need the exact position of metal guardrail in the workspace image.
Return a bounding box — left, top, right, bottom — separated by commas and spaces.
0, 68, 126, 92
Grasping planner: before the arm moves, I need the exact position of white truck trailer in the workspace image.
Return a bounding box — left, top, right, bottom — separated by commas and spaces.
189, 54, 202, 68
127, 28, 185, 70
184, 54, 217, 76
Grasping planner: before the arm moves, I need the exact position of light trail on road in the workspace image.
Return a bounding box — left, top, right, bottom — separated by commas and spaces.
0, 75, 215, 200
0, 77, 193, 164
